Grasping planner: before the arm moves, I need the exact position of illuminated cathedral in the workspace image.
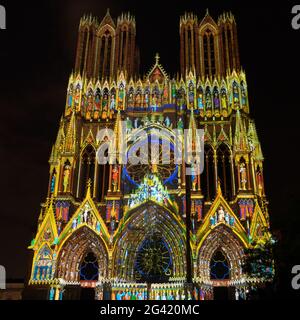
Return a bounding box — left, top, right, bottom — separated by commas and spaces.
27, 9, 273, 300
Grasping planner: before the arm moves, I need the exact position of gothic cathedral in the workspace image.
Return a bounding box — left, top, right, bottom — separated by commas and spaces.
27, 10, 273, 300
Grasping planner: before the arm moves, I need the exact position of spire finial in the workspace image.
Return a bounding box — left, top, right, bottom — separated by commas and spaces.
206, 8, 209, 16
155, 52, 160, 64
217, 179, 222, 195
86, 178, 92, 197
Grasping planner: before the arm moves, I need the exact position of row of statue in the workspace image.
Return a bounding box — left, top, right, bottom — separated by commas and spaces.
210, 206, 235, 227
67, 81, 248, 116
32, 247, 53, 281
48, 286, 245, 300
125, 115, 174, 132
112, 289, 147, 300
71, 207, 102, 234
111, 289, 204, 300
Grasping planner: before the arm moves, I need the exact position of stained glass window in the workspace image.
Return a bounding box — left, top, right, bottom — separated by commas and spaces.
134, 235, 172, 283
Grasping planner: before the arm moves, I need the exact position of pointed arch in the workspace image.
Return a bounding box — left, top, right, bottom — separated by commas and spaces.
240, 80, 248, 110
232, 80, 240, 107
112, 202, 186, 281
197, 225, 245, 282
204, 86, 212, 111
49, 168, 57, 195
56, 226, 109, 282
196, 185, 248, 249
216, 143, 233, 200
58, 195, 110, 245
196, 84, 204, 109
31, 202, 58, 252
128, 86, 135, 107
182, 23, 196, 73
212, 86, 220, 113
220, 86, 228, 114
219, 20, 239, 74
119, 25, 129, 71
93, 87, 101, 119
97, 26, 115, 79
79, 145, 96, 199
78, 27, 89, 74
31, 244, 53, 281
98, 34, 106, 75
201, 144, 215, 201
135, 86, 142, 108
188, 80, 195, 108
199, 20, 219, 77
250, 203, 270, 243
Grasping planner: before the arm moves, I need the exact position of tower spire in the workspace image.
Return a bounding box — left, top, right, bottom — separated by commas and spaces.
155, 52, 160, 64
86, 178, 92, 198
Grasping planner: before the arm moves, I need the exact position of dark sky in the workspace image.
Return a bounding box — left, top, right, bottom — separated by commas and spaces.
0, 0, 299, 296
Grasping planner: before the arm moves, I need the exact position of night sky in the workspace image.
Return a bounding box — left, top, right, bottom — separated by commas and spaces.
0, 0, 299, 297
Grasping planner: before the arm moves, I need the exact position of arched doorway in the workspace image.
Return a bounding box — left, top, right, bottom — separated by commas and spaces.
57, 226, 108, 282
56, 226, 108, 299
113, 202, 186, 283
197, 225, 245, 300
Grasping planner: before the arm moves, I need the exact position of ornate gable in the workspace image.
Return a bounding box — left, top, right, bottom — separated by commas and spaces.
147, 53, 169, 84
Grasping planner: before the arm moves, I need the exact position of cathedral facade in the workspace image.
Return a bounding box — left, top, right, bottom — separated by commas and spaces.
27, 10, 272, 300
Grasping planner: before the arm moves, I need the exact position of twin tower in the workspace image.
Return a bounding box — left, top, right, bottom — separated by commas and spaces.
75, 9, 239, 80
25, 8, 273, 301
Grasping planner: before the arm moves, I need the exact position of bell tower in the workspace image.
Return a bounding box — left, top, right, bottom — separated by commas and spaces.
26, 9, 273, 301
180, 12, 198, 76
218, 12, 240, 75
74, 9, 138, 81
115, 12, 137, 77
180, 10, 240, 79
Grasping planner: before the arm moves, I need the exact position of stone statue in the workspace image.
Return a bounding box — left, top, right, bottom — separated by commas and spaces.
221, 92, 227, 109
126, 117, 132, 134
110, 94, 115, 110
83, 207, 89, 223
49, 287, 55, 300
165, 116, 171, 127
177, 117, 184, 131
197, 92, 203, 109
72, 218, 77, 230
239, 162, 247, 190
63, 165, 70, 192
112, 165, 119, 192
225, 211, 230, 224
50, 173, 56, 193
218, 206, 225, 223
134, 118, 138, 129
235, 289, 239, 300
